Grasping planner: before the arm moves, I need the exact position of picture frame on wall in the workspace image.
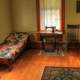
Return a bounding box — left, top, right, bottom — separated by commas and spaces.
76, 0, 80, 13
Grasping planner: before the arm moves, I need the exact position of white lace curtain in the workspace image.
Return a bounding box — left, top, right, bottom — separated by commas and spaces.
40, 0, 61, 30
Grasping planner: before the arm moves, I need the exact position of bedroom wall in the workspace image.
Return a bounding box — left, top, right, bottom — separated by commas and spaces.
65, 0, 80, 28
12, 0, 36, 32
65, 0, 80, 40
12, 0, 80, 32
0, 0, 12, 43
0, 0, 80, 43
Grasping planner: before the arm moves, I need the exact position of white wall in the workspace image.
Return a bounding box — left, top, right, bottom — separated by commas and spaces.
12, 0, 37, 32
65, 0, 80, 28
0, 0, 12, 43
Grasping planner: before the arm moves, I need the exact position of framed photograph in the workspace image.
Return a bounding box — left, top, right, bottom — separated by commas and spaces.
76, 0, 80, 13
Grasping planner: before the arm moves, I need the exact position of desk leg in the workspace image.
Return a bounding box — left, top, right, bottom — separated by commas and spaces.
41, 37, 45, 50
40, 35, 45, 50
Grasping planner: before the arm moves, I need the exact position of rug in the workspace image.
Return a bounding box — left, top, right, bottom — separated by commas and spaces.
41, 66, 80, 80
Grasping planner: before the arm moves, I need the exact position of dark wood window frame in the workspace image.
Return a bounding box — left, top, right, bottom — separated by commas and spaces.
36, 0, 65, 32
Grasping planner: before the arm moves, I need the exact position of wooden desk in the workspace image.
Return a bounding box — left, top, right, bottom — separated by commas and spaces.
40, 31, 63, 51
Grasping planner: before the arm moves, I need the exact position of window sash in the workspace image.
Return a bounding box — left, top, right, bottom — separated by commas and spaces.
40, 9, 60, 30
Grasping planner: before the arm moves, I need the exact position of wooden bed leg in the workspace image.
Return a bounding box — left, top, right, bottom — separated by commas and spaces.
7, 60, 14, 72
8, 65, 13, 72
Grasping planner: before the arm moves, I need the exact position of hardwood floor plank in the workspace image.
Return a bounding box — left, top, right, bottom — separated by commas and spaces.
0, 49, 80, 80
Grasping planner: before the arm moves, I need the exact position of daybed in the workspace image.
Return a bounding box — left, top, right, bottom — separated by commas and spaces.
0, 32, 30, 66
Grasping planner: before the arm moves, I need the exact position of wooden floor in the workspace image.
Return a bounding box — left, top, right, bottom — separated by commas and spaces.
0, 49, 80, 80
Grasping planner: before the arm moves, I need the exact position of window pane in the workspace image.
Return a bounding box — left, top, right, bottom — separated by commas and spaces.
40, 9, 60, 30
40, 0, 61, 31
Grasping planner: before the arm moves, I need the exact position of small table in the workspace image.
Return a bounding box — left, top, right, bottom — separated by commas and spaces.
40, 30, 63, 52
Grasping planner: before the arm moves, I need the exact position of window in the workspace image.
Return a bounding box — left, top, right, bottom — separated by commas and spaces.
36, 0, 64, 31
40, 0, 61, 31
40, 9, 60, 30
